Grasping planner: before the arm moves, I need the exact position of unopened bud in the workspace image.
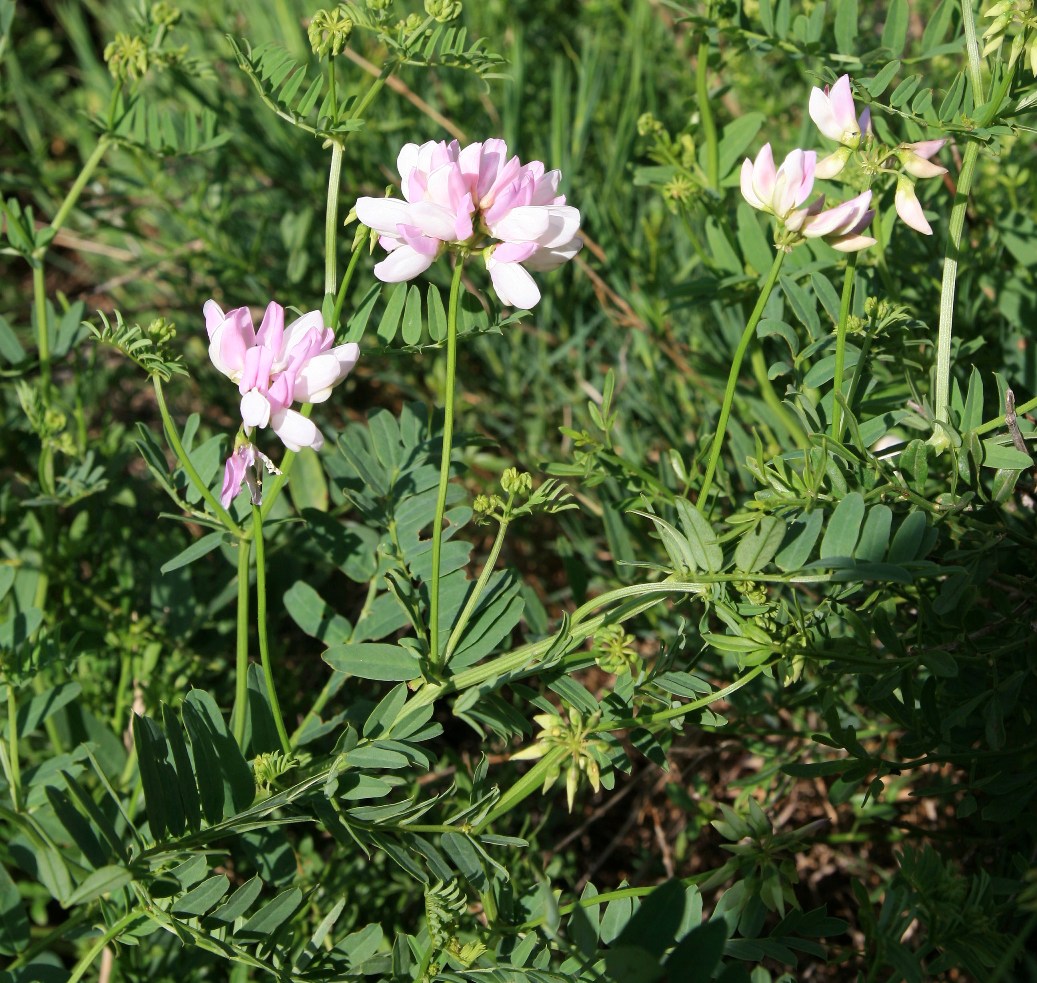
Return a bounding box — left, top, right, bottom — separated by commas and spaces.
104, 33, 149, 82
424, 0, 462, 21
308, 7, 354, 57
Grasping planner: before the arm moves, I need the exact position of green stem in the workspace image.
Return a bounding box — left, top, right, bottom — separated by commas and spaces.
45, 138, 110, 241
346, 64, 392, 124
960, 0, 985, 100
696, 29, 719, 190
4, 909, 92, 972
932, 140, 979, 432
843, 328, 876, 424
474, 745, 569, 833
830, 252, 859, 441
975, 393, 1037, 435
749, 347, 808, 449
444, 517, 510, 663
331, 230, 368, 335
324, 140, 344, 299
152, 377, 244, 535
232, 538, 251, 746
33, 264, 50, 397
697, 249, 786, 510
253, 505, 291, 754
67, 911, 140, 983
428, 259, 465, 671
2, 687, 19, 811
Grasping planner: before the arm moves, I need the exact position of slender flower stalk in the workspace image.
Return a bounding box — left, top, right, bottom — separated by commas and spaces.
444, 512, 510, 662
428, 258, 466, 671
830, 251, 859, 440
253, 505, 291, 754
696, 13, 719, 190
324, 141, 344, 299
697, 250, 786, 511
152, 376, 244, 535
232, 539, 251, 745
3, 688, 20, 811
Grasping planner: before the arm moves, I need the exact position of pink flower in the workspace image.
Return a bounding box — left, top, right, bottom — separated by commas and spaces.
204, 300, 359, 452
220, 441, 281, 508
809, 75, 870, 147
740, 144, 818, 220
354, 138, 582, 308
894, 176, 934, 235
898, 139, 948, 180
741, 144, 875, 252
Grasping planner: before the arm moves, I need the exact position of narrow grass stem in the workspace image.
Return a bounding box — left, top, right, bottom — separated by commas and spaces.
932, 140, 979, 433
331, 232, 368, 335
696, 30, 719, 190
830, 252, 859, 441
232, 539, 251, 746
697, 249, 786, 510
33, 264, 50, 397
46, 138, 110, 239
444, 517, 509, 663
960, 0, 986, 99
253, 505, 292, 754
975, 394, 1037, 435
152, 376, 244, 536
67, 911, 139, 983
324, 141, 344, 298
4, 686, 19, 811
428, 259, 465, 671
749, 347, 808, 449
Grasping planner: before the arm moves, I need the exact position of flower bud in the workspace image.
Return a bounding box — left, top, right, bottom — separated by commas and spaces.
150, 2, 182, 27
308, 7, 354, 58
424, 0, 463, 21
815, 146, 852, 180
501, 467, 532, 496
104, 33, 150, 82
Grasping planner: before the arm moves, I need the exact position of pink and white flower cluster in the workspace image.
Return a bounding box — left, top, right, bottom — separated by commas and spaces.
354, 138, 582, 309
807, 74, 947, 236
740, 145, 876, 252
741, 74, 949, 246
204, 299, 359, 506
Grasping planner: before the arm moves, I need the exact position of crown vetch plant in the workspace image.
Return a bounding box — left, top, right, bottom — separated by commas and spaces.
5, 1, 1037, 981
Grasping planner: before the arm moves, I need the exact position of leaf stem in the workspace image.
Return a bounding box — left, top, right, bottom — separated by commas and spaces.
975, 393, 1037, 435
253, 504, 292, 754
696, 24, 719, 190
232, 537, 252, 746
67, 911, 140, 983
830, 251, 859, 441
1, 687, 19, 811
444, 516, 510, 663
428, 258, 465, 671
45, 138, 110, 242
33, 264, 51, 398
474, 745, 569, 833
152, 376, 244, 536
697, 249, 786, 510
324, 140, 344, 299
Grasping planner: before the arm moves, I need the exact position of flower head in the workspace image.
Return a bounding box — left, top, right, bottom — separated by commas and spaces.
898, 139, 948, 180
894, 176, 934, 235
220, 439, 281, 508
204, 299, 359, 451
740, 144, 875, 253
809, 75, 870, 148
354, 138, 582, 308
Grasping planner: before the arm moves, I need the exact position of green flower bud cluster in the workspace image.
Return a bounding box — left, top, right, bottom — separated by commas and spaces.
424, 0, 463, 22
308, 6, 355, 57
104, 32, 150, 82
150, 1, 182, 27
500, 466, 532, 497
593, 625, 642, 676
511, 707, 609, 811
146, 317, 177, 346
472, 493, 504, 522
637, 112, 664, 137
400, 12, 425, 32
983, 0, 1037, 74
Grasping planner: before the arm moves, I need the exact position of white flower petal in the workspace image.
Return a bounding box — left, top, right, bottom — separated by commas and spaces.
271, 407, 324, 452
240, 389, 272, 429
295, 344, 360, 403
489, 205, 553, 243
489, 261, 541, 308
355, 197, 413, 236
373, 245, 436, 282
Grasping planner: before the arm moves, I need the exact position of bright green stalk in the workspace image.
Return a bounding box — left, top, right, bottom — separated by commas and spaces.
152, 376, 244, 536
960, 0, 986, 99
33, 264, 50, 397
444, 514, 510, 663
474, 745, 569, 833
253, 505, 292, 754
750, 348, 808, 449
67, 911, 140, 983
830, 251, 859, 441
696, 249, 786, 510
232, 539, 251, 746
331, 229, 368, 334
2, 687, 19, 811
428, 259, 466, 671
696, 28, 719, 190
324, 140, 344, 299
975, 394, 1037, 435
45, 138, 110, 240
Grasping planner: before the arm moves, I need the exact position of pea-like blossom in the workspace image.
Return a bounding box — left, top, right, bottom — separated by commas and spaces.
204, 299, 359, 452
740, 144, 875, 252
219, 440, 280, 508
809, 75, 871, 147
892, 141, 947, 235
810, 75, 872, 179
354, 138, 582, 308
